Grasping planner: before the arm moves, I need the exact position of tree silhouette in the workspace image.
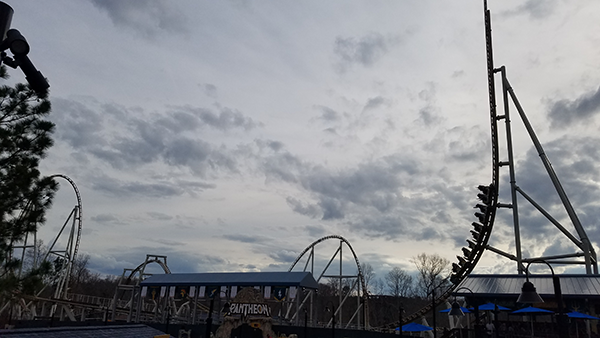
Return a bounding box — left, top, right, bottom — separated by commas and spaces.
0, 69, 57, 305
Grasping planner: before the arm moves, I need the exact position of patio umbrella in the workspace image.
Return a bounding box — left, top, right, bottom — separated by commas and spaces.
511, 306, 553, 314
568, 311, 600, 320
477, 302, 511, 311
440, 306, 471, 313
567, 311, 599, 338
510, 306, 554, 338
398, 322, 433, 332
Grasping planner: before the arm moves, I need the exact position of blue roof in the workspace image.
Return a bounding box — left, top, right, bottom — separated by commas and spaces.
456, 274, 600, 298
140, 271, 319, 289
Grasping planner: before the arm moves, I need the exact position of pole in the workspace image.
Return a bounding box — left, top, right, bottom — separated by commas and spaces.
432, 289, 436, 338
332, 305, 336, 338
205, 297, 214, 338
304, 309, 308, 338
553, 275, 568, 338
399, 305, 403, 336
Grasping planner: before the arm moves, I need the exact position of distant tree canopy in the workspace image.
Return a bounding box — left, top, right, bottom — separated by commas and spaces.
385, 267, 413, 298
411, 253, 451, 297
0, 69, 57, 303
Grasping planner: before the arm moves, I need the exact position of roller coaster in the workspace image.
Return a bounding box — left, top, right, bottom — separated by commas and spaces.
2, 0, 598, 332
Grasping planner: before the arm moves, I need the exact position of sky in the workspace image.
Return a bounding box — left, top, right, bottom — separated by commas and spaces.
5, 0, 600, 288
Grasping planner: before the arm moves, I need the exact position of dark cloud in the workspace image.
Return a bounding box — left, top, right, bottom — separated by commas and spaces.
417, 108, 440, 127
52, 98, 254, 176
90, 213, 122, 224
89, 246, 228, 275
264, 150, 470, 242
267, 250, 298, 264
363, 96, 386, 111
51, 98, 106, 149
334, 33, 394, 72
89, 0, 188, 39
180, 105, 259, 131
201, 84, 218, 98
147, 212, 173, 221
314, 105, 341, 122
500, 0, 557, 20
222, 234, 267, 244
547, 86, 600, 129
495, 136, 600, 257
90, 175, 185, 198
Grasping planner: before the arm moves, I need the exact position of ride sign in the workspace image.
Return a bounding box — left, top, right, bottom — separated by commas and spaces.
228, 302, 271, 317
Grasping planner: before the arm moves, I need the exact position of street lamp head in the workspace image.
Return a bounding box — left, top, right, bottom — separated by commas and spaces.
517, 280, 544, 304
6, 29, 29, 55
0, 2, 13, 40
449, 301, 465, 316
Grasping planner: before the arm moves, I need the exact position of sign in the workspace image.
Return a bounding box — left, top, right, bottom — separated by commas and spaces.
273, 287, 286, 302
147, 286, 161, 300
175, 286, 189, 299
229, 302, 271, 317
207, 286, 219, 299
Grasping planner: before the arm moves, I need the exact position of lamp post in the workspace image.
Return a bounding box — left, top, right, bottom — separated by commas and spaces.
326, 302, 336, 338
517, 260, 568, 338
452, 286, 482, 338
427, 281, 449, 338
398, 304, 403, 336
303, 308, 308, 338
430, 288, 437, 338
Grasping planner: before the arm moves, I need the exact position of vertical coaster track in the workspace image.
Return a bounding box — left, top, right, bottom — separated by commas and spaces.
403, 0, 597, 326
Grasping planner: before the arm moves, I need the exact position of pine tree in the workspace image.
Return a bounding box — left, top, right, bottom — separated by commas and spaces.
0, 66, 57, 304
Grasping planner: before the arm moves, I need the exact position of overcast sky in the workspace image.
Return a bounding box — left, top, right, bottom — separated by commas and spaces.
6, 0, 600, 284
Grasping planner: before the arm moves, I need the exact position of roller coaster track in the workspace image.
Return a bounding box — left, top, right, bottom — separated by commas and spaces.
289, 235, 370, 330
399, 0, 501, 326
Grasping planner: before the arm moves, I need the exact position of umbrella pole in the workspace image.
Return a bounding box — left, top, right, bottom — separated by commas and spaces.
530, 315, 534, 338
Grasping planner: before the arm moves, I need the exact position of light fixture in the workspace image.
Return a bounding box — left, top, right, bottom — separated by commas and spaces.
516, 280, 543, 304
449, 301, 465, 316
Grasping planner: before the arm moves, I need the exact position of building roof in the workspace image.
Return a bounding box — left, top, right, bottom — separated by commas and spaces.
0, 324, 169, 338
456, 274, 600, 298
140, 271, 319, 289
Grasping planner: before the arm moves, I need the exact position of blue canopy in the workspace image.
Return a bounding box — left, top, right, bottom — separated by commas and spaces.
477, 302, 511, 311
397, 322, 433, 332
511, 306, 553, 314
567, 311, 600, 320
440, 306, 471, 313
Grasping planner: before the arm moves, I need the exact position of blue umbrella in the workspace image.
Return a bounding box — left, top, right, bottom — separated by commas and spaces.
477, 302, 511, 311
440, 306, 471, 313
511, 306, 554, 314
397, 322, 433, 332
511, 307, 553, 338
568, 311, 600, 320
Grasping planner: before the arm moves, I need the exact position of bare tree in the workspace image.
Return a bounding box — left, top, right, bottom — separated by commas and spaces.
372, 278, 386, 296
411, 253, 451, 298
385, 267, 413, 298
360, 262, 375, 294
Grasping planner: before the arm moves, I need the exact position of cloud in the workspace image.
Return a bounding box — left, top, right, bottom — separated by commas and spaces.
495, 136, 600, 258
334, 33, 396, 72
500, 0, 558, 20
547, 86, 600, 129
52, 98, 255, 176
363, 96, 386, 111
90, 213, 122, 224
201, 84, 218, 98
314, 105, 341, 122
89, 0, 188, 39
222, 234, 268, 244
